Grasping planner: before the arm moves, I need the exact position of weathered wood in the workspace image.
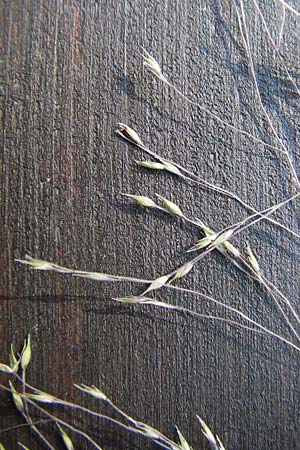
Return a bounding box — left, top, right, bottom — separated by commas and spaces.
1, 0, 300, 448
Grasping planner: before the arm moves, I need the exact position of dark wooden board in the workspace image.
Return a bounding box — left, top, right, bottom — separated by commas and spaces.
1, 0, 300, 449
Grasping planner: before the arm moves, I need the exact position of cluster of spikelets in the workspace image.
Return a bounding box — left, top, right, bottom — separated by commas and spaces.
0, 336, 226, 450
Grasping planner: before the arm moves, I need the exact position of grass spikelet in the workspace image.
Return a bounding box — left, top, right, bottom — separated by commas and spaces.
216, 435, 226, 450
9, 344, 19, 373
73, 271, 118, 281
0, 363, 14, 374
221, 241, 240, 258
74, 384, 108, 402
117, 123, 143, 146
135, 423, 164, 440
170, 261, 195, 282
197, 416, 225, 450
15, 256, 73, 274
57, 424, 74, 450
141, 48, 167, 82
137, 160, 165, 170
142, 274, 170, 294
187, 235, 216, 252
155, 194, 184, 217
21, 334, 31, 371
211, 229, 234, 247
161, 161, 182, 176
25, 392, 57, 404
121, 193, 158, 208
245, 242, 260, 274
15, 256, 54, 271
9, 381, 24, 414
175, 426, 192, 450
112, 295, 155, 304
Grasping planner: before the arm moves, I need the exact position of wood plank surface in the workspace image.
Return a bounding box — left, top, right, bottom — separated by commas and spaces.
1, 0, 300, 449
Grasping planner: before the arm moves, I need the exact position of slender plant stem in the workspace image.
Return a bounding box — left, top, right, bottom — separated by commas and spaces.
0, 419, 54, 435
262, 275, 300, 328
277, 0, 300, 16
0, 384, 55, 450
162, 78, 281, 153
15, 257, 300, 353
179, 212, 300, 343
164, 285, 300, 352
25, 399, 103, 450
23, 369, 55, 450
235, 0, 300, 189
9, 377, 180, 450
252, 0, 300, 98
117, 131, 300, 239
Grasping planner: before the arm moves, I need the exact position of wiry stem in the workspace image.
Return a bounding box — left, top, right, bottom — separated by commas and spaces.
0, 384, 55, 450
164, 285, 300, 352
277, 0, 300, 16
252, 0, 300, 96
117, 130, 300, 239
3, 379, 181, 450
163, 78, 281, 154
25, 399, 103, 450
15, 257, 300, 353
235, 0, 300, 189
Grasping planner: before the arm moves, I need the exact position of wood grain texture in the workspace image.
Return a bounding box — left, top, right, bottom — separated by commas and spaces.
1, 0, 300, 448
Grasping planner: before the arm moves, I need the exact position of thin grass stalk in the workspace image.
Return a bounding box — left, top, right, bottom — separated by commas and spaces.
0, 420, 55, 435
4, 380, 180, 450
252, 0, 300, 97
277, 0, 300, 16
15, 257, 300, 352
117, 129, 300, 239
235, 0, 300, 189
164, 285, 300, 352
25, 399, 103, 450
